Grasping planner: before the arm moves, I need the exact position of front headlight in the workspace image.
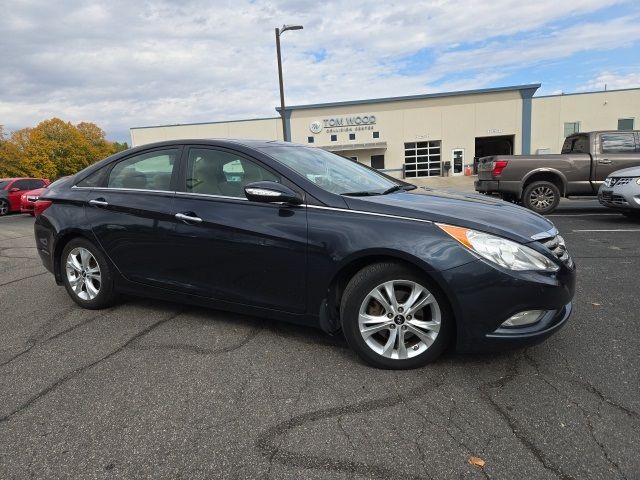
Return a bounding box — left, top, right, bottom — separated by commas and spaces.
636, 178, 640, 185
437, 223, 559, 272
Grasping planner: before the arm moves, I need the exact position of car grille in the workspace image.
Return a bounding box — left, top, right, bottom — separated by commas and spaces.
600, 190, 628, 205
539, 235, 573, 269
604, 177, 634, 187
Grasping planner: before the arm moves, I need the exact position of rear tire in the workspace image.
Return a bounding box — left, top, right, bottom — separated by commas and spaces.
61, 238, 117, 309
522, 181, 561, 214
340, 262, 452, 369
0, 199, 8, 216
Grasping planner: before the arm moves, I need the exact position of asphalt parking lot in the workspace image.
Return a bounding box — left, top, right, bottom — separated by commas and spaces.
1, 200, 638, 480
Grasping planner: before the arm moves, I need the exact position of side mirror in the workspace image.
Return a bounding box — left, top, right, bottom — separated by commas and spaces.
244, 181, 303, 205
9, 187, 20, 192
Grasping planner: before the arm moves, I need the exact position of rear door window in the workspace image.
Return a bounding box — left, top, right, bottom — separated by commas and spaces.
561, 135, 590, 153
600, 133, 636, 153
108, 149, 179, 190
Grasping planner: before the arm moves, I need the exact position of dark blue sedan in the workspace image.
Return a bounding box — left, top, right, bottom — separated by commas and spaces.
34, 140, 575, 369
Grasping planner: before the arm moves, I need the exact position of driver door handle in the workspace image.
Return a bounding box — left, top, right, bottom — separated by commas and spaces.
598, 158, 612, 164
88, 199, 109, 207
175, 212, 203, 224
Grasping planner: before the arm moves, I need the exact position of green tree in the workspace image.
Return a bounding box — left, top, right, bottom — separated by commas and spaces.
0, 119, 126, 180
0, 126, 31, 178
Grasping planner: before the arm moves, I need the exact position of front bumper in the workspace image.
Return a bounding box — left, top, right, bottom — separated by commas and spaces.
438, 258, 576, 353
21, 202, 36, 213
598, 184, 640, 211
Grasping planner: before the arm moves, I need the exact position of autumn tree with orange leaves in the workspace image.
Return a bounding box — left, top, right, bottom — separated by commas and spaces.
0, 119, 128, 180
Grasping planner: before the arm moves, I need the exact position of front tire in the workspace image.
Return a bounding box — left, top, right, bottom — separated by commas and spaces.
0, 199, 8, 216
340, 263, 452, 369
522, 181, 561, 214
61, 238, 116, 309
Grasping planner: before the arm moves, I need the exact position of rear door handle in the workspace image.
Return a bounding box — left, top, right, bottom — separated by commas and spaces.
175, 212, 203, 224
598, 158, 612, 164
88, 199, 108, 207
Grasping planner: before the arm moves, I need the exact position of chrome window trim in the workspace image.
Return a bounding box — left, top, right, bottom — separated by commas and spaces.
175, 191, 249, 201
307, 204, 432, 224
71, 186, 175, 195
72, 185, 433, 222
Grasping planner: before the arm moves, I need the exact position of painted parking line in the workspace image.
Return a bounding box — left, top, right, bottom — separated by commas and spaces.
547, 213, 621, 217
571, 229, 640, 232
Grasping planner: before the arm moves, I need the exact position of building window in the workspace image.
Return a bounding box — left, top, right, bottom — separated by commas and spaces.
307, 136, 314, 143
618, 118, 634, 131
371, 155, 385, 169
404, 141, 441, 177
373, 131, 380, 139
331, 134, 337, 142
563, 122, 580, 138
349, 133, 356, 140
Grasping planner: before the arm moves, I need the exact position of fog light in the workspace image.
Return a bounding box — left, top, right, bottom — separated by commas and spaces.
501, 310, 545, 328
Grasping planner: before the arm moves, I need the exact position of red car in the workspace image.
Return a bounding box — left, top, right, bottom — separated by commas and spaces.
0, 178, 50, 216
20, 187, 48, 215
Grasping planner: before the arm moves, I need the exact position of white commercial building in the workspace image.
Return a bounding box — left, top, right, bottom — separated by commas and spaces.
130, 84, 640, 178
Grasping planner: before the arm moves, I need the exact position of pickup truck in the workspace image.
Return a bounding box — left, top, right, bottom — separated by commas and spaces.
475, 130, 640, 213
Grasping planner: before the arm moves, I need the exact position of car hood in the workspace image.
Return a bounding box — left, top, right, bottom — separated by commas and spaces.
610, 166, 640, 177
343, 187, 556, 243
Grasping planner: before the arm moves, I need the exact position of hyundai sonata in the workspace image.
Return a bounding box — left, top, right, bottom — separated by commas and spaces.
34, 140, 575, 369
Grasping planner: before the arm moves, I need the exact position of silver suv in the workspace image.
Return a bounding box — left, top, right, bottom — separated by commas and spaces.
598, 166, 640, 218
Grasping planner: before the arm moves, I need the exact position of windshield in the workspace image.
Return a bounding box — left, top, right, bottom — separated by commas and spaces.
261, 146, 398, 195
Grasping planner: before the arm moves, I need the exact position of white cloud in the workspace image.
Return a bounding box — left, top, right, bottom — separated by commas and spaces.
580, 71, 640, 91
0, 0, 637, 141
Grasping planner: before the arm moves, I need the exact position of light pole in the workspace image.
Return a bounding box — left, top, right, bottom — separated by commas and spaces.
275, 24, 303, 141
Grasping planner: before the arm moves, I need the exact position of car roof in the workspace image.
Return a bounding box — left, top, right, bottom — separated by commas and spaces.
128, 138, 305, 151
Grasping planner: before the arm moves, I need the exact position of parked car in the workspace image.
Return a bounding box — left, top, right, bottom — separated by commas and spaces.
475, 130, 640, 214
598, 166, 640, 218
34, 140, 575, 369
20, 187, 48, 215
0, 177, 50, 216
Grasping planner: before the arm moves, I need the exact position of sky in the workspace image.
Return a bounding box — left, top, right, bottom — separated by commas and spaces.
1, 0, 639, 143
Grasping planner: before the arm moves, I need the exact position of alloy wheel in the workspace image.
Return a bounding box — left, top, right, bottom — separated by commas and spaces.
529, 186, 555, 209
358, 280, 441, 360
0, 200, 8, 216
65, 247, 101, 301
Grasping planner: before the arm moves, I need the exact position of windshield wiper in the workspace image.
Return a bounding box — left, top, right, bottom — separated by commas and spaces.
341, 191, 381, 196
382, 184, 417, 195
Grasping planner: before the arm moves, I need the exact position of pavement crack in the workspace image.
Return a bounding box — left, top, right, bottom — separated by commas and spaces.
553, 347, 639, 420
478, 354, 577, 480
524, 350, 629, 480
0, 312, 179, 424
0, 271, 47, 287
0, 307, 111, 368
255, 378, 443, 480
128, 324, 262, 356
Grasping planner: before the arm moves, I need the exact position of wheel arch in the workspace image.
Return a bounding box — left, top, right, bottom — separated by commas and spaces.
522, 169, 567, 196
319, 250, 459, 345
52, 230, 98, 283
